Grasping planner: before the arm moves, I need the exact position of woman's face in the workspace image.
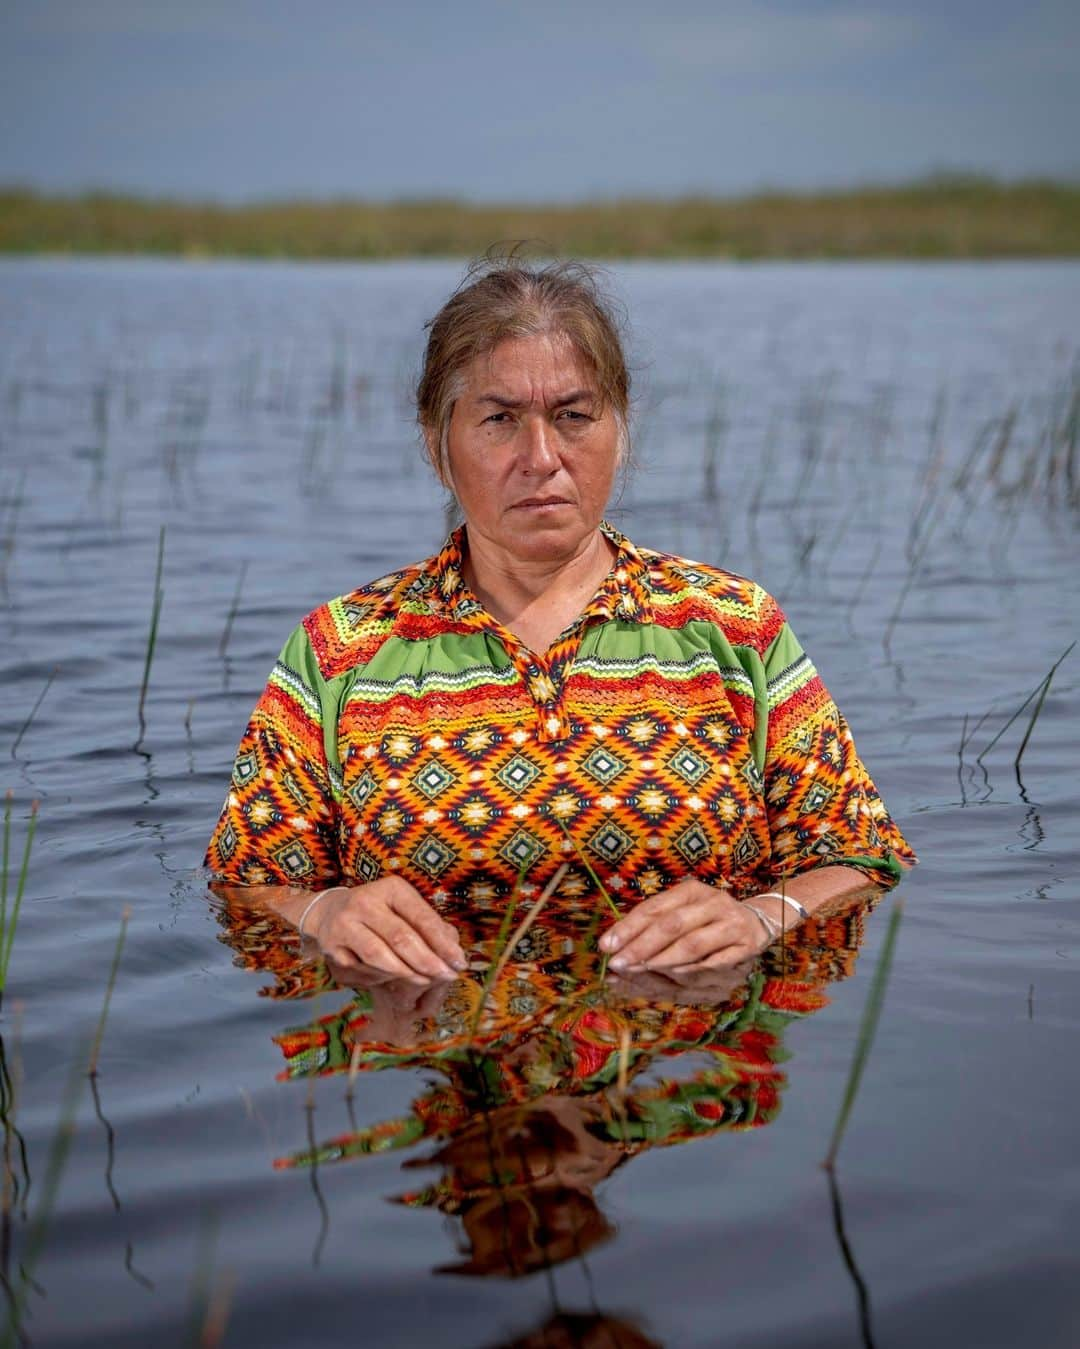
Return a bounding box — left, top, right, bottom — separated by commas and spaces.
437, 332, 621, 566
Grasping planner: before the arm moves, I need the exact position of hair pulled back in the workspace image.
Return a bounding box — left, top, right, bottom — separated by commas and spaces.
416, 257, 631, 484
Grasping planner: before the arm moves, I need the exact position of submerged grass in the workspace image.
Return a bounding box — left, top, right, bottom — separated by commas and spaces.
824, 900, 904, 1171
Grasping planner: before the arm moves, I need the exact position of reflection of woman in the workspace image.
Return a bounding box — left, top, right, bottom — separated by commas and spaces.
207, 260, 914, 978
267, 900, 868, 1282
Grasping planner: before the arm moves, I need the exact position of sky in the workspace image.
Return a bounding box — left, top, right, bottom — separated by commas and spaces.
1, 0, 1077, 202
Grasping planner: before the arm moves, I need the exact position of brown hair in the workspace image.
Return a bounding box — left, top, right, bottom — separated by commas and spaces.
416, 257, 631, 485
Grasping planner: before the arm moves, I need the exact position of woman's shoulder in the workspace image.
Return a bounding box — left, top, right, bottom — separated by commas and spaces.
636, 543, 786, 655
292, 553, 438, 682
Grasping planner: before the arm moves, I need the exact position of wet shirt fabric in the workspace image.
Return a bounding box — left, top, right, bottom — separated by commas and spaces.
205, 523, 915, 906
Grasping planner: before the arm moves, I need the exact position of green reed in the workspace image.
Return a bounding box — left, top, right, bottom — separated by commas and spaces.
0, 795, 39, 1003
975, 640, 1075, 768
217, 560, 248, 660
556, 820, 620, 918
824, 900, 904, 1171
136, 526, 166, 737
470, 862, 570, 1039
10, 665, 58, 758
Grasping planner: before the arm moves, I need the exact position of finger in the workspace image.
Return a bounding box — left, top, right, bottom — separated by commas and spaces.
598, 886, 694, 954
608, 898, 724, 969
617, 918, 747, 971
389, 888, 467, 969
600, 880, 730, 955
346, 927, 433, 984
374, 913, 460, 980
600, 892, 693, 959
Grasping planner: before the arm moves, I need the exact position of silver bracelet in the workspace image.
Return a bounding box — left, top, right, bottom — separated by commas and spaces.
757, 891, 809, 920
744, 902, 781, 943
297, 886, 343, 942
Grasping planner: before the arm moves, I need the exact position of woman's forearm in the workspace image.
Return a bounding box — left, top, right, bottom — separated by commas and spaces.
210, 881, 332, 931
746, 864, 887, 930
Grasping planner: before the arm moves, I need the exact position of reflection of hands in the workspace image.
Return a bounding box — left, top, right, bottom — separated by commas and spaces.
309, 877, 467, 982
599, 879, 769, 971
608, 958, 755, 1006
330, 974, 457, 1047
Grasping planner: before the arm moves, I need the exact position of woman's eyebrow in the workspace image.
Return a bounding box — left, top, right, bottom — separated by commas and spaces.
475, 389, 596, 409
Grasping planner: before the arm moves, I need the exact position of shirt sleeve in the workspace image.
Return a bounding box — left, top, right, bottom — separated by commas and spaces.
204, 623, 343, 886
758, 619, 917, 888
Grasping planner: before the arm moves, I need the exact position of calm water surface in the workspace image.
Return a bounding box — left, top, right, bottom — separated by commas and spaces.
0, 259, 1077, 1347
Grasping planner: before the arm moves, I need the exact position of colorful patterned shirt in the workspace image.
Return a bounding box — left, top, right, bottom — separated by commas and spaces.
205, 522, 914, 906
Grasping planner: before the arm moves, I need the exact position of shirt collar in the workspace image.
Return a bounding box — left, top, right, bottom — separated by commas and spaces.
425, 520, 654, 627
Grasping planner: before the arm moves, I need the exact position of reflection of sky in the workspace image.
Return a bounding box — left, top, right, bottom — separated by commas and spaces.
2, 0, 1077, 200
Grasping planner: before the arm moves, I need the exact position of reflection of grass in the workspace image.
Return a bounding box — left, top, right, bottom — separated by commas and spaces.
1, 1048, 85, 1349
89, 908, 131, 1077
0, 795, 38, 1005
824, 901, 903, 1171
3, 180, 1078, 259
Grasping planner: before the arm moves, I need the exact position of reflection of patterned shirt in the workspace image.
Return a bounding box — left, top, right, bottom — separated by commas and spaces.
206, 523, 914, 903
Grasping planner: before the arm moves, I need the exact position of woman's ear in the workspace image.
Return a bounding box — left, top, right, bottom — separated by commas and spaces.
422, 422, 447, 487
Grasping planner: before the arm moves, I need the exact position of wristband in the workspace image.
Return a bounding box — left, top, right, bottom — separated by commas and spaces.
757, 891, 809, 921
744, 902, 781, 943
297, 886, 343, 942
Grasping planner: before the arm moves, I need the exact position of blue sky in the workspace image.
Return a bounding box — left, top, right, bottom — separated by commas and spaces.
2, 0, 1077, 201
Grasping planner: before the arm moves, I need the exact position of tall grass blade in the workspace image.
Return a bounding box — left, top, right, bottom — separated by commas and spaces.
1014, 654, 1070, 769
475, 863, 570, 1032
10, 666, 57, 759
136, 526, 166, 738
975, 640, 1075, 763
467, 862, 529, 1039
217, 561, 248, 659
89, 907, 131, 1077
823, 900, 903, 1170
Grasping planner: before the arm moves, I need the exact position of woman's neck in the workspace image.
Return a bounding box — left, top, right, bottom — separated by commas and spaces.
462, 526, 617, 655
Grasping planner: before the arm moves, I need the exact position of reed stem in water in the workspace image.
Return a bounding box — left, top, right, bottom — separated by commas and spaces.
824, 900, 903, 1171
556, 821, 620, 918
137, 526, 166, 736
10, 666, 57, 758
976, 640, 1075, 763
0, 799, 38, 997
88, 907, 131, 1077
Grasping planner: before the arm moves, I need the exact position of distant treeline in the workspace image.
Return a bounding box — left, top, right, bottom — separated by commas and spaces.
2, 178, 1079, 259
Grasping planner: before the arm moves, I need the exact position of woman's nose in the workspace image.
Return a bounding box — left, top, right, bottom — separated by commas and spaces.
519, 416, 559, 473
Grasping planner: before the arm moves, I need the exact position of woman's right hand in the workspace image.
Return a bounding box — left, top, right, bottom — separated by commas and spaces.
306, 877, 467, 983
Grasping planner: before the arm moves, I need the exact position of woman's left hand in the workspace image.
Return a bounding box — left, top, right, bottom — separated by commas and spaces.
598, 879, 771, 972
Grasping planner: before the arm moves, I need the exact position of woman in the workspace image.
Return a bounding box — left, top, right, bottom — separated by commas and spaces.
206, 260, 915, 982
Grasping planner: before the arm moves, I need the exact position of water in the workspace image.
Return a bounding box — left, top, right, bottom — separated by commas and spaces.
1, 258, 1078, 1347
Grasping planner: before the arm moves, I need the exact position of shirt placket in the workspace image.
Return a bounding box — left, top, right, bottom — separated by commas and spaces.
510, 639, 578, 744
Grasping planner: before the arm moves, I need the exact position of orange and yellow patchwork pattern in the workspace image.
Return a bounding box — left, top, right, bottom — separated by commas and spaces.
206, 523, 915, 904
